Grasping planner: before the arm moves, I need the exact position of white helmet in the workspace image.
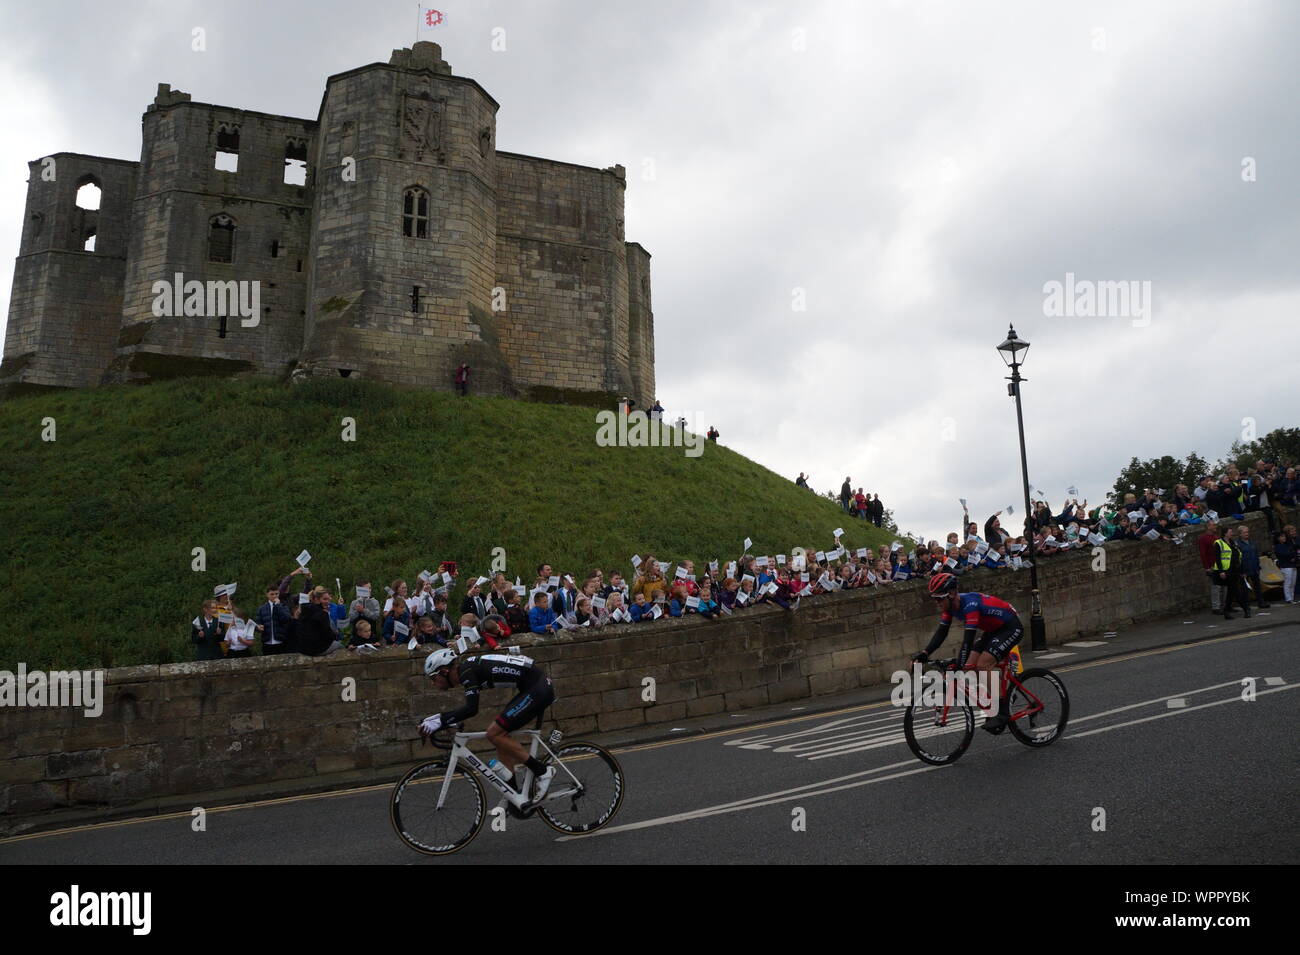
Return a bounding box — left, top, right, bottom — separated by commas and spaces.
424, 648, 457, 677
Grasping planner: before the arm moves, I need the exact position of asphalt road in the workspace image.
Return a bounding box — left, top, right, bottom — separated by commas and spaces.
3, 619, 1296, 865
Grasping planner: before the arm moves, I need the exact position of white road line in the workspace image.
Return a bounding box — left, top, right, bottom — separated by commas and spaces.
1067, 684, 1299, 739
1064, 641, 1107, 648
555, 763, 941, 841
1265, 677, 1286, 686
1069, 679, 1242, 724
1167, 698, 1187, 708
1032, 652, 1075, 659
558, 687, 1299, 843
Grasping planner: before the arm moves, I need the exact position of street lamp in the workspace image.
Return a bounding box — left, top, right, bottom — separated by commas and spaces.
997, 325, 1047, 651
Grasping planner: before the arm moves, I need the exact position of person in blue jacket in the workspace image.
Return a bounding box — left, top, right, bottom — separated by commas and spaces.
528, 592, 558, 634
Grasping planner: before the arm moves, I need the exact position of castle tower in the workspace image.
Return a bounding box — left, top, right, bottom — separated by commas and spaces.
2, 45, 656, 407
300, 42, 509, 390
108, 84, 316, 383
0, 154, 137, 392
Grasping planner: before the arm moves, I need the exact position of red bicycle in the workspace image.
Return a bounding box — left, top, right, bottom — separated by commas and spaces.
903, 655, 1069, 765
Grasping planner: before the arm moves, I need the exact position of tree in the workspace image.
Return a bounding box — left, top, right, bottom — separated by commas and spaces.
1108, 453, 1207, 507
1218, 427, 1300, 473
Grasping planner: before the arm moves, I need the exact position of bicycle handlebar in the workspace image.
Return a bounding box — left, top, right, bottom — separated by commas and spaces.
426, 726, 457, 750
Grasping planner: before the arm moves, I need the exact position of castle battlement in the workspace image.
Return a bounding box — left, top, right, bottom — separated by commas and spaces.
1, 42, 655, 406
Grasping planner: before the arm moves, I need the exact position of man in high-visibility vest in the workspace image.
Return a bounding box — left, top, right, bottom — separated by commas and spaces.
1215, 526, 1250, 620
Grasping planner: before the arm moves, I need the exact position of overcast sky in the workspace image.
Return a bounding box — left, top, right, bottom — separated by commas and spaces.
3, 0, 1297, 541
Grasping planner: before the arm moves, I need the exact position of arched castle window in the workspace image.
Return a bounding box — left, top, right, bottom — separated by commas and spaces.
75, 177, 101, 211
284, 138, 308, 186
215, 123, 240, 173
208, 214, 236, 263
402, 186, 429, 238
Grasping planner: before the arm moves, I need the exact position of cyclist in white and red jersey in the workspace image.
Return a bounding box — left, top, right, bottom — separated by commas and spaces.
913, 572, 1023, 732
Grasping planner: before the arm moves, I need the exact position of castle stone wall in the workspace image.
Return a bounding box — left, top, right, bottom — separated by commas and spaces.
2, 43, 655, 406
111, 99, 317, 383
1, 155, 137, 390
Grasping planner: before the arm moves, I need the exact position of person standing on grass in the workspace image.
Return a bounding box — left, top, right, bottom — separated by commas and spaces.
454, 363, 470, 395
299, 586, 344, 655
256, 584, 291, 655
840, 477, 852, 512
191, 599, 225, 661
225, 605, 255, 659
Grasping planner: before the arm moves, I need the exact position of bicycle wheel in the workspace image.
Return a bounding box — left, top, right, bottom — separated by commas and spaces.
903, 704, 975, 765
1007, 667, 1069, 747
536, 742, 625, 834
390, 758, 486, 855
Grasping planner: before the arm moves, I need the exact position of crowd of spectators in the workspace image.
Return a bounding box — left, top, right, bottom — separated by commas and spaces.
191, 460, 1298, 660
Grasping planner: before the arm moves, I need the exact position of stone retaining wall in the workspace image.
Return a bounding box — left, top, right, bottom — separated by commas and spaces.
1, 509, 1287, 832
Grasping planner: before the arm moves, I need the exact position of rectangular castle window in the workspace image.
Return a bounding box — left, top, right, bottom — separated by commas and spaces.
215, 124, 240, 173
284, 139, 308, 186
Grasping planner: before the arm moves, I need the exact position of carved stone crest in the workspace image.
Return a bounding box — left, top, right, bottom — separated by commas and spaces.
400, 92, 446, 162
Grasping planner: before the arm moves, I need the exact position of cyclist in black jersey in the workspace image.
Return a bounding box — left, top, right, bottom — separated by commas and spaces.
419, 647, 557, 800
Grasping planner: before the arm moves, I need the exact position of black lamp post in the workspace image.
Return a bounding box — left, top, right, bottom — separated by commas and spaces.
997, 325, 1047, 651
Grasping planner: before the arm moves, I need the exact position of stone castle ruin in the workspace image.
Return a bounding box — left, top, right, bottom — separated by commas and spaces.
1, 42, 655, 405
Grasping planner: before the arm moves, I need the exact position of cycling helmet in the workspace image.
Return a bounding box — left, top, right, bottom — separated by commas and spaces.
423, 648, 457, 677
928, 572, 958, 598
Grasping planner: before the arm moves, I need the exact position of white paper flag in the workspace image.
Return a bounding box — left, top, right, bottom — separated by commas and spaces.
675, 566, 689, 579
735, 591, 749, 605
407, 636, 419, 650
631, 554, 643, 568
686, 596, 701, 609
394, 621, 409, 637
298, 593, 310, 604
743, 537, 753, 551
295, 550, 311, 567
856, 548, 868, 558
356, 585, 371, 599
833, 527, 844, 539
548, 575, 560, 588
418, 570, 433, 582
756, 555, 769, 567
776, 554, 787, 565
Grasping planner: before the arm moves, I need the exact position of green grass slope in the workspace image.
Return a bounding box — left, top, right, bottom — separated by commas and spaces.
0, 378, 895, 669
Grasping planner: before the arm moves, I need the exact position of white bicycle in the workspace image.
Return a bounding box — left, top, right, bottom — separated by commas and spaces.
389, 722, 625, 855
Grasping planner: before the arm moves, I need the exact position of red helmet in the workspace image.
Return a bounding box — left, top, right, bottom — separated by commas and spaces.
928, 572, 958, 598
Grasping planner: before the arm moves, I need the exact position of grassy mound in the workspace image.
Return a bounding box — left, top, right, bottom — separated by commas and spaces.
0, 378, 895, 669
